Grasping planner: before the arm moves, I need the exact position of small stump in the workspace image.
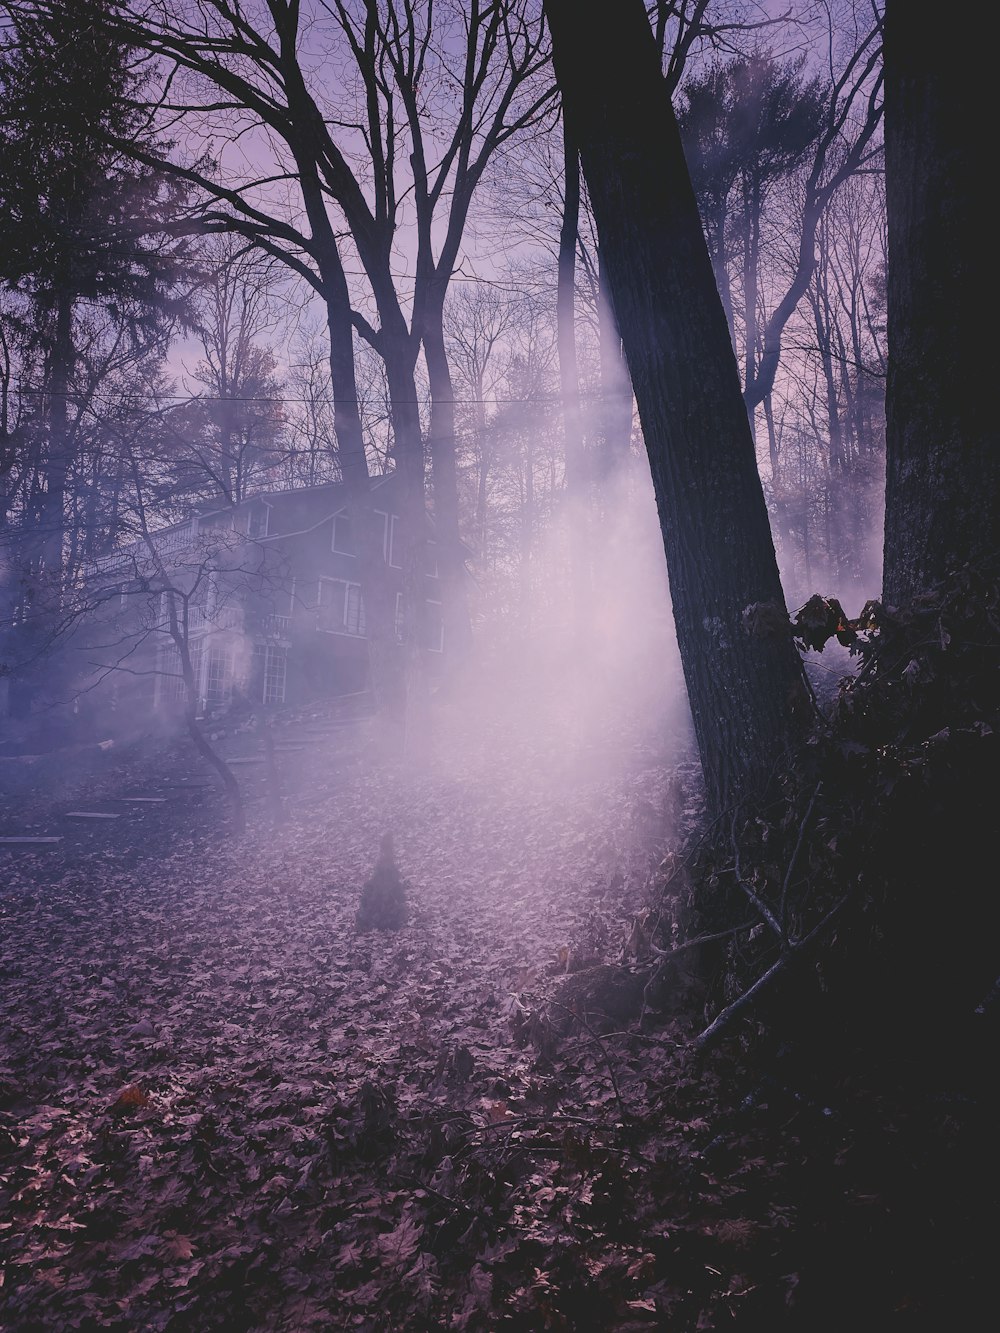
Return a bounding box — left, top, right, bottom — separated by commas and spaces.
355, 832, 408, 932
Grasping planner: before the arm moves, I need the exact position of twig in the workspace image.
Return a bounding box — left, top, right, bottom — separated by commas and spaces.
640, 922, 756, 1028
779, 781, 822, 920
547, 999, 633, 1121
731, 812, 785, 941
649, 919, 759, 958
800, 662, 830, 726
693, 895, 849, 1051
468, 1113, 602, 1133
398, 1173, 475, 1214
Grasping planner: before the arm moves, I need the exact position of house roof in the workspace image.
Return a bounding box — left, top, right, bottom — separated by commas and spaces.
86, 469, 473, 577
188, 469, 397, 525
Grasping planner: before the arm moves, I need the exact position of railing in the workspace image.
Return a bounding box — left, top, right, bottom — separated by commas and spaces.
86, 520, 199, 579
187, 604, 241, 633
151, 521, 197, 555
261, 613, 291, 637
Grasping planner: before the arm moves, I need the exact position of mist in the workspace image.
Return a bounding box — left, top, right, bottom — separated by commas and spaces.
3, 4, 948, 1329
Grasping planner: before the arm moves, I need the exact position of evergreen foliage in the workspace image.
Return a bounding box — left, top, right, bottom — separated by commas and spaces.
0, 0, 189, 328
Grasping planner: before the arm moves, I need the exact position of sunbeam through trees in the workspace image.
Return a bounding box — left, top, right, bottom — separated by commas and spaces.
1, 2, 996, 1328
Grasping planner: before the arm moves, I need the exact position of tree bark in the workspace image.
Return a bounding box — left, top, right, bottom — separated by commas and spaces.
544, 0, 807, 814
40, 289, 74, 591
882, 1, 998, 605
597, 254, 634, 479
318, 274, 401, 728
556, 117, 591, 637
422, 307, 474, 671
381, 334, 432, 755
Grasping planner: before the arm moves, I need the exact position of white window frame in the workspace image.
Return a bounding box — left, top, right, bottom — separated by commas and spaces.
247, 500, 271, 539
394, 594, 444, 652
388, 513, 403, 568
344, 582, 365, 635
261, 642, 287, 704
317, 576, 366, 636
333, 509, 391, 561
331, 510, 355, 556
156, 640, 189, 708
374, 509, 392, 563
204, 643, 234, 708
425, 598, 444, 653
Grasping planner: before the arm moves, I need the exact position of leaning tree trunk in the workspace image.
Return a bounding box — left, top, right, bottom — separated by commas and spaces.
596, 254, 634, 481
556, 117, 591, 640
881, 0, 998, 605
544, 0, 807, 815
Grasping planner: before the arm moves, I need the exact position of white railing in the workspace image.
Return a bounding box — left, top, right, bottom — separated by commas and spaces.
261, 613, 291, 636
188, 604, 241, 633
150, 521, 197, 555
86, 520, 199, 579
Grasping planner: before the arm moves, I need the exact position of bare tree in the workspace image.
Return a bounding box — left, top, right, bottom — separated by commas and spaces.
85, 1, 552, 737
544, 0, 808, 814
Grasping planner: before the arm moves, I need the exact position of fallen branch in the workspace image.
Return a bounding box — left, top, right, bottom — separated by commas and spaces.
639, 921, 757, 1028
731, 813, 785, 941
547, 999, 634, 1121
398, 1173, 475, 1214
649, 919, 759, 958
779, 782, 822, 920
693, 895, 849, 1050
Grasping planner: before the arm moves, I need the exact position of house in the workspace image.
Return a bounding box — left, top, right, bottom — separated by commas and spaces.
81, 471, 447, 723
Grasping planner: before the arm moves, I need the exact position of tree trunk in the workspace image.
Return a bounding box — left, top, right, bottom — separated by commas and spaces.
882, 1, 998, 605
556, 117, 591, 638
382, 337, 432, 757
284, 97, 403, 726
317, 264, 400, 727
422, 307, 474, 672
597, 254, 634, 480
40, 290, 74, 593
545, 0, 807, 814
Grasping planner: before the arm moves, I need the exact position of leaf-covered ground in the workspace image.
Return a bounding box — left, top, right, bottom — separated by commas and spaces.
1, 675, 993, 1330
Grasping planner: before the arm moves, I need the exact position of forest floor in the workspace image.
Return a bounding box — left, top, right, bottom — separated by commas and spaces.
0, 664, 994, 1331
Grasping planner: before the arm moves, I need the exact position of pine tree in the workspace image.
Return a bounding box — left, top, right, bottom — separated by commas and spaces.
0, 0, 190, 620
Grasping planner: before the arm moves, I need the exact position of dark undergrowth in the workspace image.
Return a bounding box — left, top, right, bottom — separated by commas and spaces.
1, 575, 997, 1330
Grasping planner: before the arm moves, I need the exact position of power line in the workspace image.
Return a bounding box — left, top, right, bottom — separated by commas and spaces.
11, 385, 631, 407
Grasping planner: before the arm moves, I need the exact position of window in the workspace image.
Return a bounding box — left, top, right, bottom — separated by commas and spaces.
158, 643, 186, 706
318, 578, 366, 635
346, 583, 365, 634
374, 510, 392, 562
424, 599, 444, 653
157, 641, 202, 707
393, 595, 444, 652
254, 643, 287, 704
263, 645, 287, 704
334, 509, 393, 561
388, 513, 402, 568
385, 517, 436, 573
345, 584, 365, 635
332, 512, 355, 555
205, 644, 234, 707
247, 501, 270, 539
